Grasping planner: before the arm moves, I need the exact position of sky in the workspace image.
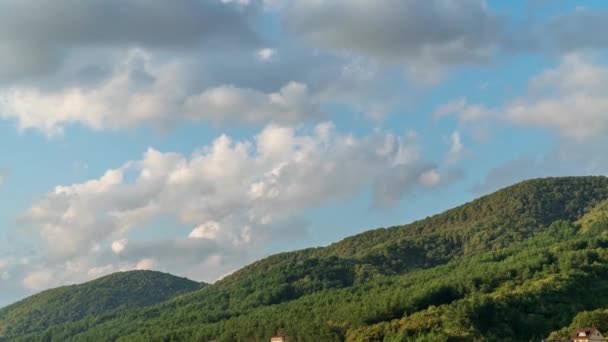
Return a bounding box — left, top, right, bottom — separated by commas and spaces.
2, 0, 608, 306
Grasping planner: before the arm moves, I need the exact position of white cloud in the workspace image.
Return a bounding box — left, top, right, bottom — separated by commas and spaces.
222, 0, 251, 6
111, 239, 128, 254
446, 131, 465, 164
185, 81, 320, 125
135, 259, 157, 271
436, 54, 608, 140
189, 221, 222, 240
19, 122, 447, 289
419, 169, 441, 188
0, 50, 320, 135
23, 270, 53, 291
505, 54, 608, 140
257, 48, 277, 62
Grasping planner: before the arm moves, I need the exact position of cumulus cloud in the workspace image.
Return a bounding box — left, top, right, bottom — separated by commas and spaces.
19, 122, 447, 289
0, 50, 320, 135
6, 1, 607, 138
505, 54, 608, 140
285, 0, 502, 69
0, 0, 257, 80
436, 54, 608, 140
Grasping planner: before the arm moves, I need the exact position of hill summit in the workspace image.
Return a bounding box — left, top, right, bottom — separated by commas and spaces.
0, 270, 202, 338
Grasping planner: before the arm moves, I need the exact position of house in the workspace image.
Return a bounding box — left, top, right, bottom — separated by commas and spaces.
270, 335, 288, 342
542, 327, 607, 342
572, 328, 607, 342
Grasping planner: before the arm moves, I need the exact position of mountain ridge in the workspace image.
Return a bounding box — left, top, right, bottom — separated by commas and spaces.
3, 176, 608, 341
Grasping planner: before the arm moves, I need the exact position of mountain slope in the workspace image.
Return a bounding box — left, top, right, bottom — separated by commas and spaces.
30, 220, 608, 341
224, 176, 608, 283
0, 270, 202, 339
5, 176, 608, 341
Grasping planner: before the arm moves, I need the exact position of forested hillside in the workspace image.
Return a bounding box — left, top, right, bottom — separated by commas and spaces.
0, 271, 202, 339
4, 176, 608, 341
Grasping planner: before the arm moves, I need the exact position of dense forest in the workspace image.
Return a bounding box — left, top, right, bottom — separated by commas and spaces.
3, 176, 608, 341
0, 271, 202, 338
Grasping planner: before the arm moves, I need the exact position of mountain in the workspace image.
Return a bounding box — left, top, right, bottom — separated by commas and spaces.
0, 271, 202, 339
4, 176, 608, 341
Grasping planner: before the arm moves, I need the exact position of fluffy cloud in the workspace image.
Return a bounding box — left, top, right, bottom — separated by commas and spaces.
285, 0, 502, 69
0, 0, 257, 80
505, 54, 608, 140
111, 239, 128, 254
6, 2, 608, 138
0, 50, 320, 135
436, 54, 608, 140
20, 122, 446, 289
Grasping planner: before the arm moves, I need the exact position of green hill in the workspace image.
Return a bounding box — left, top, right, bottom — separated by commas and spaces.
0, 271, 202, 339
4, 176, 608, 341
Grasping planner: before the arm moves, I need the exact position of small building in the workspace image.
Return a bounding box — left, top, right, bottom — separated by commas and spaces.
542, 327, 607, 342
572, 327, 607, 342
270, 335, 288, 342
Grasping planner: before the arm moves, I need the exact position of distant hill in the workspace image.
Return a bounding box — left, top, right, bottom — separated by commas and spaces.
0, 270, 202, 339
4, 176, 608, 341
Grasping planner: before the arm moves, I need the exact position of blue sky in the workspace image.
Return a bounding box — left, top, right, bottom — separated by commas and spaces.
1, 0, 608, 306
